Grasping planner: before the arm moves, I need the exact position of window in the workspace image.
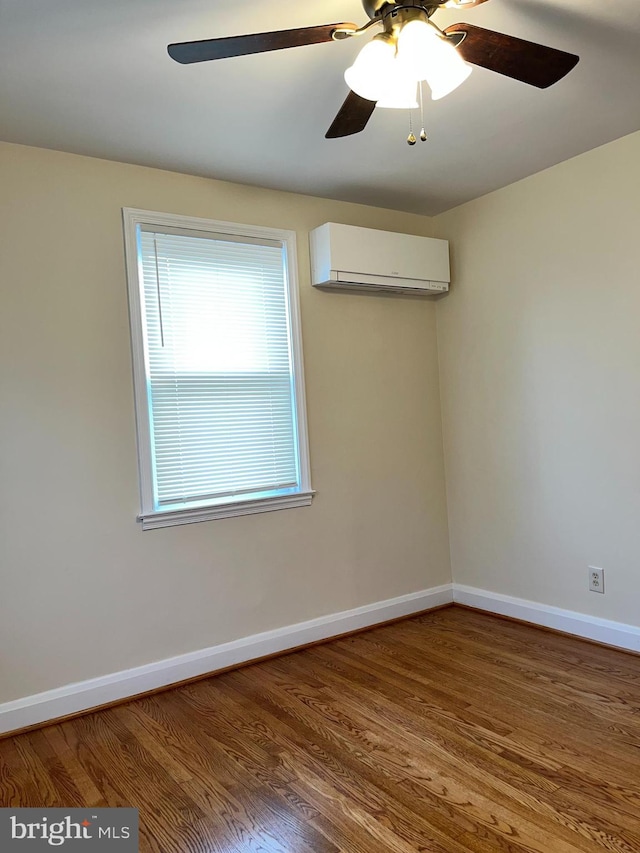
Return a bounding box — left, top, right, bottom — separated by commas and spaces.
123, 208, 313, 529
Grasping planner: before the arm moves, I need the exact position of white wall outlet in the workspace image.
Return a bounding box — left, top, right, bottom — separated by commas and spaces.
589, 566, 605, 594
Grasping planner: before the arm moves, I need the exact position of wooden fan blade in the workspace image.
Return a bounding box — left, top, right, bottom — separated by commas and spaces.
444, 0, 490, 7
326, 90, 377, 138
168, 23, 356, 64
444, 23, 579, 88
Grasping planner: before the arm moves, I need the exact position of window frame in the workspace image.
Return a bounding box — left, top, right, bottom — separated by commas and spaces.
122, 207, 313, 530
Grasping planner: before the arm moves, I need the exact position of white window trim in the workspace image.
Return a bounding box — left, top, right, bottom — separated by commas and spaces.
122, 207, 314, 530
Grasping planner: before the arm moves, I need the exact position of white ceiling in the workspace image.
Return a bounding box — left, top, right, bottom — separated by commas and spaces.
1, 0, 639, 215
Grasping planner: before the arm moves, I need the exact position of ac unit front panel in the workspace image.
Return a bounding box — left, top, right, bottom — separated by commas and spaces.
326, 223, 450, 284
309, 223, 450, 294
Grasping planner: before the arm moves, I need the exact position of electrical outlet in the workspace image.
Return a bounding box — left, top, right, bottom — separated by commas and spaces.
589, 566, 605, 594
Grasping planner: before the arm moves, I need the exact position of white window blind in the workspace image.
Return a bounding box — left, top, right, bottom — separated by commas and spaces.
123, 210, 313, 529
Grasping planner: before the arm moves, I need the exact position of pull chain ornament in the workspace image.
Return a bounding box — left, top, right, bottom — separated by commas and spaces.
407, 110, 416, 145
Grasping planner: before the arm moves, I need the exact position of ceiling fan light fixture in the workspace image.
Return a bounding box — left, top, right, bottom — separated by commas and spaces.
396, 18, 437, 81
397, 18, 472, 100
425, 36, 472, 99
376, 76, 419, 110
344, 34, 396, 102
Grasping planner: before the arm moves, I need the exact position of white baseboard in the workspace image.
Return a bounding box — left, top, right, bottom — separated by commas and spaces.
0, 583, 453, 736
453, 584, 640, 653
7, 582, 637, 736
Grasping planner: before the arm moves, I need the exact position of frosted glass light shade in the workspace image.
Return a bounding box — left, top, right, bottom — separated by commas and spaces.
397, 19, 472, 100
344, 38, 397, 102
425, 35, 472, 99
396, 19, 435, 80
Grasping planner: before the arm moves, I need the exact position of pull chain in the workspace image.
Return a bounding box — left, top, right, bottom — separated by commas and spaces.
419, 81, 428, 142
407, 85, 428, 146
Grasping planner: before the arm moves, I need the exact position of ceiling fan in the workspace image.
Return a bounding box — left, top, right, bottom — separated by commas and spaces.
167, 0, 579, 139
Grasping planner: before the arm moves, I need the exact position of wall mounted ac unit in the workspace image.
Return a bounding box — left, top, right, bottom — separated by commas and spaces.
309, 222, 450, 296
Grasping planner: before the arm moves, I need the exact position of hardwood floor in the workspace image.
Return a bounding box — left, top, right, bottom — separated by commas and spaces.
2, 606, 640, 852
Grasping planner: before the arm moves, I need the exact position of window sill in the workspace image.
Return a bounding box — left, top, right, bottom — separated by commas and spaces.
138, 490, 315, 530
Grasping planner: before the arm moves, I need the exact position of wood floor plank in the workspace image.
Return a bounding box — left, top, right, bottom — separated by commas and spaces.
426, 609, 640, 691
130, 694, 339, 853
332, 625, 640, 778
283, 646, 565, 799
42, 725, 107, 807
397, 617, 640, 730
351, 623, 640, 739
8, 736, 64, 807
0, 739, 41, 807
302, 643, 565, 781
236, 657, 623, 853
2, 607, 640, 852
217, 670, 475, 853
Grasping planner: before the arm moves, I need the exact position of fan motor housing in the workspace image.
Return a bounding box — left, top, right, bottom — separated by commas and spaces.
361, 0, 441, 19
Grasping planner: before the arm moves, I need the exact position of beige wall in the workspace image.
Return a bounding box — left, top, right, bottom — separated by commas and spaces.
434, 131, 640, 625
0, 142, 451, 703
6, 128, 637, 707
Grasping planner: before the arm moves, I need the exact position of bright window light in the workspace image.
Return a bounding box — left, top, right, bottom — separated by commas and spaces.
122, 209, 313, 528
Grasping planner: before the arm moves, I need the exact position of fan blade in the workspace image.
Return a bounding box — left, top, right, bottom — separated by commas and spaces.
326, 90, 377, 139
443, 0, 490, 7
168, 23, 356, 64
444, 23, 579, 88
